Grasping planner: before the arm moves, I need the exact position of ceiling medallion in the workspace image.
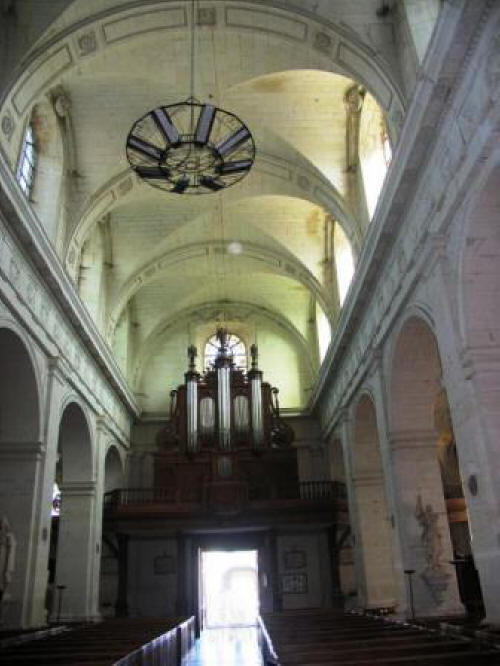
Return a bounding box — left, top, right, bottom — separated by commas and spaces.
126, 100, 255, 195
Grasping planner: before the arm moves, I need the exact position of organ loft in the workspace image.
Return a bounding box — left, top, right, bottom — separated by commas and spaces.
103, 328, 346, 622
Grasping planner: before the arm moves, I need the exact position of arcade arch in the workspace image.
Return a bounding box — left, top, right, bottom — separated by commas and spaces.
389, 316, 463, 616
0, 327, 41, 626
52, 400, 96, 621
454, 163, 500, 621
0, 327, 40, 443
104, 444, 125, 494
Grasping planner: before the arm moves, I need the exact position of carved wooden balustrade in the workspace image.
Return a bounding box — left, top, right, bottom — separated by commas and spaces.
103, 480, 348, 526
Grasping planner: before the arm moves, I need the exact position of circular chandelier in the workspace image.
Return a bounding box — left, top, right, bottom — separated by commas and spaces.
126, 100, 255, 194
126, 0, 255, 195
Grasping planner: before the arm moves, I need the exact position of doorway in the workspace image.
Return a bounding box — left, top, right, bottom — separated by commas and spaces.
200, 550, 259, 628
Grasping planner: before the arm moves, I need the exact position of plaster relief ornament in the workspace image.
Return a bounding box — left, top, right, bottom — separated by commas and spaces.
313, 31, 333, 54
197, 6, 216, 26
1, 112, 15, 141
77, 30, 97, 56
415, 495, 450, 605
0, 517, 16, 603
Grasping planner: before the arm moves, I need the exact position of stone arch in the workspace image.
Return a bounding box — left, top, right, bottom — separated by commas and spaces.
135, 300, 316, 413
0, 1, 405, 139
390, 315, 442, 434
53, 399, 96, 620
107, 239, 334, 343
99, 442, 125, 617
0, 325, 41, 443
0, 326, 42, 627
57, 399, 93, 483
65, 152, 358, 281
389, 315, 462, 617
454, 162, 500, 621
131, 300, 316, 394
104, 443, 125, 493
351, 392, 396, 609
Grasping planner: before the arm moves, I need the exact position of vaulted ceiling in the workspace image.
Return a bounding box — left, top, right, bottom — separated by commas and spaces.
0, 0, 426, 413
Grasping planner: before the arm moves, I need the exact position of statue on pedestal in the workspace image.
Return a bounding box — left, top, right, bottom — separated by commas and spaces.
415, 496, 450, 604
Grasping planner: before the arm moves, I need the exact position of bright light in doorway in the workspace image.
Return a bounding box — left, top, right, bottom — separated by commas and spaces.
202, 550, 258, 628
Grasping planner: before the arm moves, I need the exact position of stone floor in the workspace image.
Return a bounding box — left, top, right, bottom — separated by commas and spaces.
182, 626, 263, 666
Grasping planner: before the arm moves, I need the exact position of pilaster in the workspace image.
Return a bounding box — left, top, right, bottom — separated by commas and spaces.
55, 480, 98, 622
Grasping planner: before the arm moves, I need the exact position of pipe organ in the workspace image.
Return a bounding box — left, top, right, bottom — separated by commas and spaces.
156, 329, 296, 514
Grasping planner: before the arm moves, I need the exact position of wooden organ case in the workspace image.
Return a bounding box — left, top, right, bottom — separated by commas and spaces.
155, 329, 296, 516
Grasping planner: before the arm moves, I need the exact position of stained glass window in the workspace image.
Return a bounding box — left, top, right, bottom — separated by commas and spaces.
17, 123, 37, 197
204, 333, 247, 371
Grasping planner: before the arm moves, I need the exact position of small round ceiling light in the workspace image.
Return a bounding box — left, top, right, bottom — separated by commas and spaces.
227, 241, 243, 255
126, 101, 255, 195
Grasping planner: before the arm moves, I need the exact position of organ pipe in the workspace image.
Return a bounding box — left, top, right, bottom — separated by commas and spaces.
185, 345, 199, 453
249, 344, 263, 449
217, 365, 231, 450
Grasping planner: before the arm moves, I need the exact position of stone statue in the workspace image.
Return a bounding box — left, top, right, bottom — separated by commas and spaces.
415, 497, 451, 604
0, 516, 16, 602
415, 495, 442, 571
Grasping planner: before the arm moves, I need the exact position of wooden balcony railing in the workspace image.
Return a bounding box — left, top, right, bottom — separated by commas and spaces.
104, 481, 346, 511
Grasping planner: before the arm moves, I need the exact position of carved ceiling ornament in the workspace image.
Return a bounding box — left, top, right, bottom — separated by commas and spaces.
79, 31, 97, 55
1, 111, 15, 142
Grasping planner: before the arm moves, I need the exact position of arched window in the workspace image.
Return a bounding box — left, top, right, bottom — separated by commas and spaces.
17, 122, 37, 197
204, 333, 247, 371
359, 93, 391, 220
381, 122, 392, 167
333, 222, 355, 306
316, 301, 331, 363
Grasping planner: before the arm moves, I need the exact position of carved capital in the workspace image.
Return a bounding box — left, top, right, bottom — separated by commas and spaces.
344, 85, 365, 115
50, 86, 71, 119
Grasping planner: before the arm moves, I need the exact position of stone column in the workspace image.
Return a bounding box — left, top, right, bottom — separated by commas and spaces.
338, 412, 367, 608
327, 525, 344, 608
449, 349, 500, 623
343, 85, 370, 237
428, 241, 500, 623
115, 534, 128, 617
0, 358, 69, 628
55, 480, 97, 621
370, 358, 411, 615
352, 472, 396, 608
389, 430, 462, 617
0, 441, 45, 627
88, 419, 109, 620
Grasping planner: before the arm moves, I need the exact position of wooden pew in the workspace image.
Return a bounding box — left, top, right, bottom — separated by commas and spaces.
259, 610, 500, 665
0, 616, 195, 666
